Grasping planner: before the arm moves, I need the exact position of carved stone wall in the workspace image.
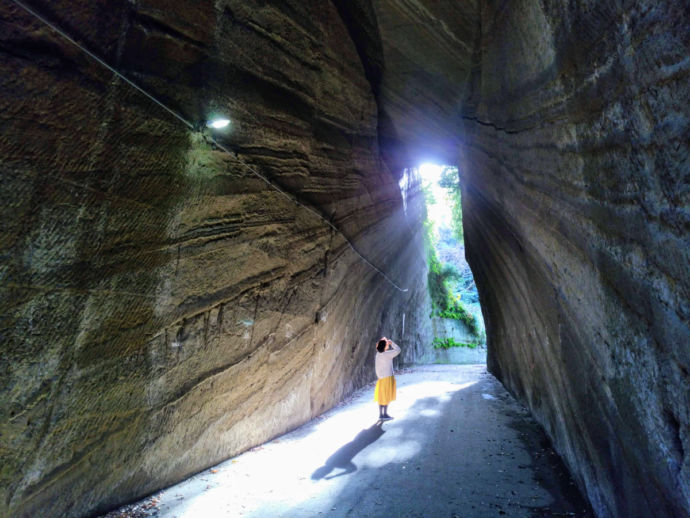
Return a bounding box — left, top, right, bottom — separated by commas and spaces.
0, 2, 433, 516
461, 2, 689, 517
1, 2, 687, 518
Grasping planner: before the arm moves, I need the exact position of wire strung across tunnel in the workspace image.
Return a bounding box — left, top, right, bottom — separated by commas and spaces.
9, 0, 410, 294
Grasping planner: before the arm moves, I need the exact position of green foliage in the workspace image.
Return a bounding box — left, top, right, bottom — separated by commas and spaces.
421, 180, 437, 206
449, 190, 463, 242
440, 263, 461, 282
439, 166, 459, 191
438, 166, 463, 243
424, 219, 479, 336
421, 165, 478, 338
423, 217, 437, 250
433, 298, 479, 336
432, 337, 481, 349
427, 253, 447, 308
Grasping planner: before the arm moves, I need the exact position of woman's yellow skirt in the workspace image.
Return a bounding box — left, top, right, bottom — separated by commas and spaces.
374, 376, 397, 405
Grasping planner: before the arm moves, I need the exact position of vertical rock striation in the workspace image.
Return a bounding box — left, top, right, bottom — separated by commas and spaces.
461, 1, 689, 517
0, 2, 432, 516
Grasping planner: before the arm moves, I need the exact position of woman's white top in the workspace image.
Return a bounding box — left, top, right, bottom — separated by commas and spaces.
375, 340, 401, 379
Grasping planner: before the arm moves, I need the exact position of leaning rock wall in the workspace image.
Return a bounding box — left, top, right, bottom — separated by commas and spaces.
461, 2, 689, 517
0, 2, 431, 517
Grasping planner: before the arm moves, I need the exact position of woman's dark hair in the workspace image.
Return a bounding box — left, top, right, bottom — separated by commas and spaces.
377, 339, 387, 353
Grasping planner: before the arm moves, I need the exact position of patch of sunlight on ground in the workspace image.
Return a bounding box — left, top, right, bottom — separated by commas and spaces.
107, 365, 599, 517
149, 370, 480, 518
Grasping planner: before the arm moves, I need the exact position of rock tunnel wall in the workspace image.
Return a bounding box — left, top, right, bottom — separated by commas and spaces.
1, 1, 688, 518
460, 2, 689, 517
0, 2, 433, 517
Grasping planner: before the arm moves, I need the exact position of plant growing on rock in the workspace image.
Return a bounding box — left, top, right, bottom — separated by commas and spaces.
424, 198, 479, 337
422, 167, 479, 338
439, 166, 463, 243
432, 337, 480, 349
434, 298, 479, 336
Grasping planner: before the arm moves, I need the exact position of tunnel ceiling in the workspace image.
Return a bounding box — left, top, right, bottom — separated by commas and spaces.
333, 0, 479, 166
1, 2, 688, 518
373, 0, 479, 165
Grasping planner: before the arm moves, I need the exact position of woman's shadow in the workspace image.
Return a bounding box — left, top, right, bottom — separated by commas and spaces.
311, 421, 385, 480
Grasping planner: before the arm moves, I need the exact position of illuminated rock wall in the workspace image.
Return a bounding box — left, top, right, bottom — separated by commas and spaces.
0, 2, 433, 516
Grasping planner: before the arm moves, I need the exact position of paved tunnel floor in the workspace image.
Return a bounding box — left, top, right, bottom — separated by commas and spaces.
105, 365, 594, 518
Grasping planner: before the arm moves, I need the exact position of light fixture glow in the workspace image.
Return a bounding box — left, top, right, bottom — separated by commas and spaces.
206, 118, 230, 129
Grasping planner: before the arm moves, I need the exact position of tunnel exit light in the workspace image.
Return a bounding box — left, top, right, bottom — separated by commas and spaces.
206, 118, 230, 129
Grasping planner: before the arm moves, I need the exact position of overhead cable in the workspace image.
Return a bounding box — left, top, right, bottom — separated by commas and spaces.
8, 0, 409, 293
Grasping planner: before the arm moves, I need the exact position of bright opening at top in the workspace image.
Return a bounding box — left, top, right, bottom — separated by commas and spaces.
418, 163, 454, 232
417, 162, 487, 354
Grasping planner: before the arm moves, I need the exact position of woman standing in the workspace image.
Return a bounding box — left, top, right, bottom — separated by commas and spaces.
374, 336, 401, 420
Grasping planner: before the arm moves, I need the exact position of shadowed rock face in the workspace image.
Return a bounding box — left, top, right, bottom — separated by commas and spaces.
460, 1, 689, 517
0, 1, 687, 518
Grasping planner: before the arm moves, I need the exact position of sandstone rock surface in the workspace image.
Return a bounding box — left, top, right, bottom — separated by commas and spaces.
460, 2, 690, 517
0, 2, 434, 517
1, 1, 688, 518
